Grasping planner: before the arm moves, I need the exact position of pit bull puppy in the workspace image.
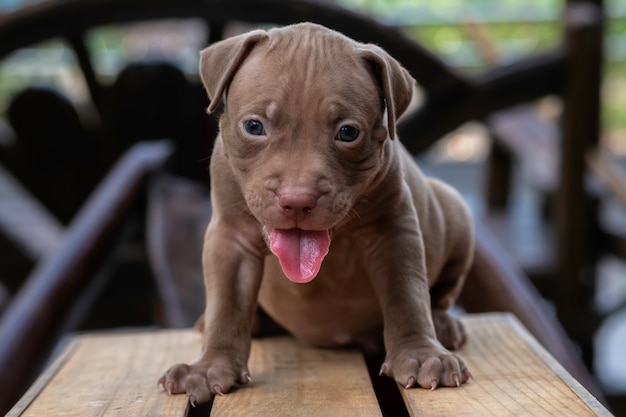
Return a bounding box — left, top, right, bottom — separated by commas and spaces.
159, 22, 474, 405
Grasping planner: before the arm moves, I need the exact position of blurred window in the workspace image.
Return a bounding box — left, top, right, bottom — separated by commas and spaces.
86, 19, 207, 84
0, 39, 89, 115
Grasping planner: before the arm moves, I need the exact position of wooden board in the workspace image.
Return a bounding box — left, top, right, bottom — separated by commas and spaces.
8, 330, 199, 417
211, 337, 382, 417
401, 314, 612, 417
7, 314, 613, 417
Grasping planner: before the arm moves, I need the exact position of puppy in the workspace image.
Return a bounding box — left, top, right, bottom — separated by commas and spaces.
159, 22, 474, 404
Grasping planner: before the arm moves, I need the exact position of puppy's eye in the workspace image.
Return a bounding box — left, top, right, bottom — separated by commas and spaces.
243, 120, 266, 136
336, 125, 360, 143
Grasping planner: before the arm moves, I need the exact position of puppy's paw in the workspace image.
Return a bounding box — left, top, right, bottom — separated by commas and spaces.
432, 310, 467, 350
158, 358, 252, 405
379, 343, 471, 390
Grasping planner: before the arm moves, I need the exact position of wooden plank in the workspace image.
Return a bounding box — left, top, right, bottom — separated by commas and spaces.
5, 339, 79, 417
556, 0, 604, 366
210, 337, 382, 417
15, 330, 198, 417
400, 314, 612, 417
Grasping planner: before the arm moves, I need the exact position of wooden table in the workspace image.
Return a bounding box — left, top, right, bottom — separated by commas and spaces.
7, 313, 612, 416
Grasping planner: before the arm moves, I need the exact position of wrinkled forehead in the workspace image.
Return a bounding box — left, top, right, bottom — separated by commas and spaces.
228, 27, 382, 114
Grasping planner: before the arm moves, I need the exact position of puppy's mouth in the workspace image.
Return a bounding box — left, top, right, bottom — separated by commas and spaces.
267, 228, 331, 284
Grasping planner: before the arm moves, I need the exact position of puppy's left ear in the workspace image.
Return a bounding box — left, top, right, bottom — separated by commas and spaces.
358, 45, 414, 140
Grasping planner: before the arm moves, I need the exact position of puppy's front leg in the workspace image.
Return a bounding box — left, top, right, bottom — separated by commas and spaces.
159, 222, 263, 405
366, 216, 471, 390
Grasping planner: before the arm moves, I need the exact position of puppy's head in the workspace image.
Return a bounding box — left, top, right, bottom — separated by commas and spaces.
200, 23, 414, 283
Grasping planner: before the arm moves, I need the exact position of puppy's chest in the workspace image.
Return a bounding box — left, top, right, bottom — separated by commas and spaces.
259, 236, 382, 345
318, 235, 367, 279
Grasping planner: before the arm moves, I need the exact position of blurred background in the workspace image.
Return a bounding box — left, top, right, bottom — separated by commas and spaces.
0, 0, 624, 415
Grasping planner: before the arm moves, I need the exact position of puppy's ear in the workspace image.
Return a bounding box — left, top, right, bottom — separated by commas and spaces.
358, 45, 414, 140
200, 30, 269, 113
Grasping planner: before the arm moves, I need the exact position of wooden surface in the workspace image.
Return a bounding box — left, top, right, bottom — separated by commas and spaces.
211, 337, 381, 417
9, 330, 195, 417
402, 314, 610, 417
7, 313, 612, 416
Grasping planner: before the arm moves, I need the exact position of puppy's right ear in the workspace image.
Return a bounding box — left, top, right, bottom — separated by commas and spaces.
199, 30, 268, 113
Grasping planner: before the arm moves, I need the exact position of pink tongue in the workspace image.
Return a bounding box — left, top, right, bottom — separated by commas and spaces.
269, 228, 331, 283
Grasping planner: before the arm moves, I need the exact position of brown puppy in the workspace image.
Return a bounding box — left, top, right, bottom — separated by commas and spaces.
159, 22, 474, 404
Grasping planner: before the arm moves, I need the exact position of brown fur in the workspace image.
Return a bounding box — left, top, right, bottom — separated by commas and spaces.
159, 23, 474, 404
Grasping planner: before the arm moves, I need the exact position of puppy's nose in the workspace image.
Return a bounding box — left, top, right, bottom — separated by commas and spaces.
279, 193, 317, 215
